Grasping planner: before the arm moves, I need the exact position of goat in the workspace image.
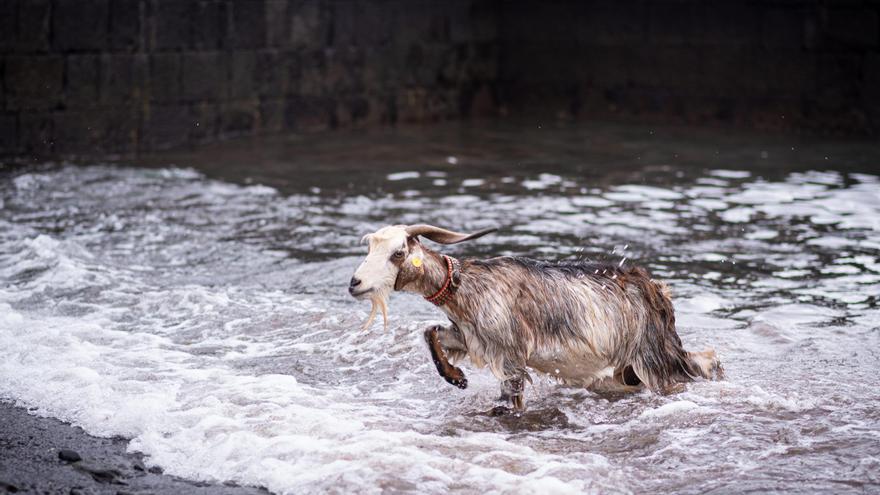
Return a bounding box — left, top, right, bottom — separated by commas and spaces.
349, 224, 721, 413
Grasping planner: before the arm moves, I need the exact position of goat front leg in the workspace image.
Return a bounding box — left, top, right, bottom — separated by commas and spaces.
424, 324, 468, 389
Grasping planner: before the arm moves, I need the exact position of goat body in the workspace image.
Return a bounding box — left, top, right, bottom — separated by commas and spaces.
350, 224, 721, 412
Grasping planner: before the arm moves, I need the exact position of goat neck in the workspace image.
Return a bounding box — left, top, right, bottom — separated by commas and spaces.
404, 247, 458, 302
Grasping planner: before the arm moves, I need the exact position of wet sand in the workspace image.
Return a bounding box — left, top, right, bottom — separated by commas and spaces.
0, 401, 268, 494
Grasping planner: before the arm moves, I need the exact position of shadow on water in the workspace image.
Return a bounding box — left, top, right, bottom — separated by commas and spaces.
467, 405, 573, 433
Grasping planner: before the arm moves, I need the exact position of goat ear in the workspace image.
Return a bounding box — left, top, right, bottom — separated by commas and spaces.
404, 224, 497, 245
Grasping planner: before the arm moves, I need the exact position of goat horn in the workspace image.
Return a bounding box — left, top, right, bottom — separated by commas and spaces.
404, 224, 497, 244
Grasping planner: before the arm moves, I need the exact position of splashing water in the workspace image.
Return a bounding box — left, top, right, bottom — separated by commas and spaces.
1, 125, 879, 494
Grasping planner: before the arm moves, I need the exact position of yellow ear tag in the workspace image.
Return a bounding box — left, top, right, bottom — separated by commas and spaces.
412, 257, 422, 267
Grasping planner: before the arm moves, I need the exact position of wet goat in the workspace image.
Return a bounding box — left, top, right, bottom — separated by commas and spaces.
349, 224, 721, 412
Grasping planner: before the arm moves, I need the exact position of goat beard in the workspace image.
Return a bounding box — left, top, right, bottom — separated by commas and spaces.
362, 287, 390, 331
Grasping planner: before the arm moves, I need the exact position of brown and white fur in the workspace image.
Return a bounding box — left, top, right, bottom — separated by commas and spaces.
349, 224, 721, 413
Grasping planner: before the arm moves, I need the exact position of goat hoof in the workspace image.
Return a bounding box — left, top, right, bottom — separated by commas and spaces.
445, 374, 467, 389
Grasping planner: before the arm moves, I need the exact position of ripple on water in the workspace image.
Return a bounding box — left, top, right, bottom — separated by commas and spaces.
1, 164, 879, 494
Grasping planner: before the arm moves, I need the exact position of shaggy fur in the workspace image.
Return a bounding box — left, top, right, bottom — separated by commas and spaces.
350, 224, 721, 412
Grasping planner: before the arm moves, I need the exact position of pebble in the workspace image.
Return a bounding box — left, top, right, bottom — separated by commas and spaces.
58, 449, 82, 463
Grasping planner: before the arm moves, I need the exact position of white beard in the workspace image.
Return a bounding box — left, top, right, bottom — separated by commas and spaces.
362, 285, 390, 331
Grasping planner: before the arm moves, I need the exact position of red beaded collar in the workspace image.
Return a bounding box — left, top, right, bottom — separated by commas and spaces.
424, 255, 460, 306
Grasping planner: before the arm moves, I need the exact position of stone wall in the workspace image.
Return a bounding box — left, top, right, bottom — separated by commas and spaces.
0, 0, 498, 156
497, 1, 880, 134
1, 1, 878, 157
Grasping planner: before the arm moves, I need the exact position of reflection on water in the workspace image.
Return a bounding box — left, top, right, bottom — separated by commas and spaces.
1, 123, 879, 494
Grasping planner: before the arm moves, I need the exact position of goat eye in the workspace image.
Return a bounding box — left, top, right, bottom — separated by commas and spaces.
392, 250, 405, 259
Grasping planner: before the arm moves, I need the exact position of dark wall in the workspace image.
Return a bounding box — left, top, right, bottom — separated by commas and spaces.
0, 0, 498, 156
498, 1, 880, 134
1, 1, 878, 158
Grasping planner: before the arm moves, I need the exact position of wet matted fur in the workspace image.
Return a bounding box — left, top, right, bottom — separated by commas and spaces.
349, 224, 721, 412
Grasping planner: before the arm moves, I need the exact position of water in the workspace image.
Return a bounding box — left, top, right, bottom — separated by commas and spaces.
1, 123, 879, 494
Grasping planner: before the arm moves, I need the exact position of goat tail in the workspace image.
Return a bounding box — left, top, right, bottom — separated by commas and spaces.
628, 272, 721, 391
629, 327, 697, 392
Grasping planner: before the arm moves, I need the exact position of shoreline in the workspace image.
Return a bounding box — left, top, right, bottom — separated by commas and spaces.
0, 400, 269, 494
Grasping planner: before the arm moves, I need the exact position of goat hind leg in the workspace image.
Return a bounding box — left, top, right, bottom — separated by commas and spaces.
424, 325, 467, 389
491, 374, 527, 415
504, 376, 525, 411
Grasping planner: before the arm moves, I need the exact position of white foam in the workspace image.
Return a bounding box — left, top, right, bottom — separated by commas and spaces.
720, 207, 753, 223
461, 178, 485, 187
676, 294, 729, 314
638, 400, 700, 418
522, 173, 563, 190
710, 169, 751, 179
386, 171, 420, 181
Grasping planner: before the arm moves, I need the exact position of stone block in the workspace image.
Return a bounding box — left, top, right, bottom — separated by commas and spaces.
19, 112, 53, 154
331, 0, 357, 47
182, 52, 225, 101
99, 54, 148, 105
256, 50, 291, 97
220, 99, 258, 135
17, 0, 50, 52
5, 56, 63, 110
265, 0, 289, 47
804, 11, 820, 49
289, 0, 326, 49
0, 113, 17, 154
259, 98, 285, 132
54, 108, 138, 154
101, 108, 139, 152
391, 3, 443, 47
648, 1, 698, 45
299, 49, 326, 96
0, 2, 15, 52
65, 55, 100, 108
109, 0, 142, 51
762, 8, 804, 48
53, 0, 108, 51
447, 0, 473, 44
470, 1, 498, 43
141, 104, 191, 150
282, 50, 302, 95
580, 0, 646, 46
816, 53, 861, 104
699, 46, 752, 96
865, 52, 880, 97
825, 8, 879, 47
149, 53, 180, 102
52, 110, 103, 154
630, 46, 702, 90
468, 42, 498, 82
579, 46, 632, 88
342, 95, 370, 124
696, 3, 761, 47
191, 101, 220, 141
284, 95, 333, 131
230, 51, 257, 99
152, 0, 191, 50
864, 52, 880, 121
193, 0, 222, 49
228, 0, 266, 49
760, 51, 816, 94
